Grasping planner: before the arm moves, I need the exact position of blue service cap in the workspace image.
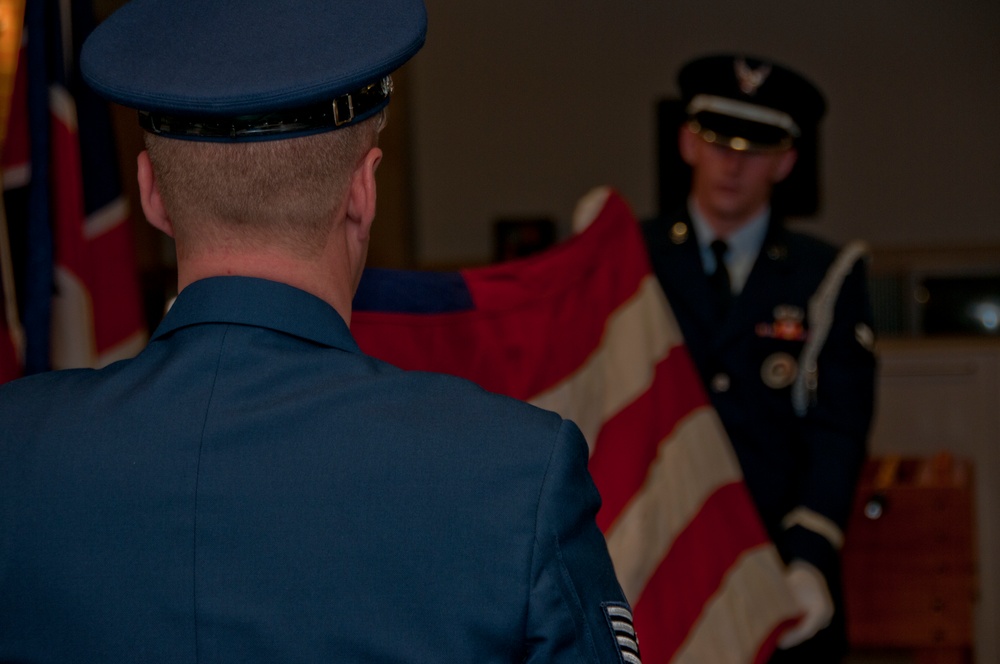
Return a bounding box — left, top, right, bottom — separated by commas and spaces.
80, 0, 427, 141
678, 54, 826, 152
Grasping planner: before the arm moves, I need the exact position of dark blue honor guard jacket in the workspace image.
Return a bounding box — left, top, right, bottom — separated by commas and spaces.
0, 276, 633, 664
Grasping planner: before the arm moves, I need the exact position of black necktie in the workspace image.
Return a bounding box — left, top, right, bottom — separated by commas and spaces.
709, 239, 732, 318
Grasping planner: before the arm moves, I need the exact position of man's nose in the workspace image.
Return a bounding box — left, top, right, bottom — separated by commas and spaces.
719, 148, 747, 173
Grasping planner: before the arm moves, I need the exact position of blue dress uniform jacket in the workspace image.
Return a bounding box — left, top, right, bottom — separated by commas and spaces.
0, 277, 633, 664
643, 210, 875, 659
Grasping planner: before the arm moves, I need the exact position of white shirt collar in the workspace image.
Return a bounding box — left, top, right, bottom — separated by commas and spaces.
687, 199, 770, 294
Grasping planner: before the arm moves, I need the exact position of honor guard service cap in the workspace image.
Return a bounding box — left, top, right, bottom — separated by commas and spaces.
679, 54, 826, 152
80, 0, 427, 141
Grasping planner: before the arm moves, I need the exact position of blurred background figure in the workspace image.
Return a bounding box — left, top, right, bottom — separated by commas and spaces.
642, 53, 877, 663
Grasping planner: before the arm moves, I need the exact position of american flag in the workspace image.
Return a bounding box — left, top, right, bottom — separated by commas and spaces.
0, 0, 145, 385
352, 188, 801, 663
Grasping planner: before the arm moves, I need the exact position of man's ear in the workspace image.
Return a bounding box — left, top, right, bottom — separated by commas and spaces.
137, 150, 174, 238
772, 147, 799, 184
345, 146, 382, 242
678, 124, 700, 167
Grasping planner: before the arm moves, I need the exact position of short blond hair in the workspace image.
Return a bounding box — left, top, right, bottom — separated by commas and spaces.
145, 115, 382, 257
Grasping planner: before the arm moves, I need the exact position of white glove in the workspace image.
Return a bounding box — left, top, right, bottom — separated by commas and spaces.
777, 560, 835, 649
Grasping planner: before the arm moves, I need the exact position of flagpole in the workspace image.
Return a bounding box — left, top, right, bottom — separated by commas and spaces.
0, 0, 26, 364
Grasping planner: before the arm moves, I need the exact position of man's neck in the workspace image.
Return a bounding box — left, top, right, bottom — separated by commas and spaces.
689, 199, 769, 240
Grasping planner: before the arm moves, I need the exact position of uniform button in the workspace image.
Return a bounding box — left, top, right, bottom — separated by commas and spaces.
670, 222, 689, 244
710, 373, 730, 393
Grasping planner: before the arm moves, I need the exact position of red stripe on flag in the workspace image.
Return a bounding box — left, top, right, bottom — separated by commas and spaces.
87, 220, 146, 354
0, 324, 18, 384
632, 482, 772, 662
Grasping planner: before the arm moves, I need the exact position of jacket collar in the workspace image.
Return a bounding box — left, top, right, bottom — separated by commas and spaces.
152, 276, 359, 353
651, 209, 799, 347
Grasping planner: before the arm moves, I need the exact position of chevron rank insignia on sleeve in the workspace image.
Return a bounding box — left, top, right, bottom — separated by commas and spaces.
603, 603, 641, 664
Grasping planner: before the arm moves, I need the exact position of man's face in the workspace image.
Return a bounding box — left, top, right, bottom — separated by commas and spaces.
679, 126, 797, 232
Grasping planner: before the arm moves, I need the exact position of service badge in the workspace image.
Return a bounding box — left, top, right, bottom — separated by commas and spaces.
761, 352, 798, 389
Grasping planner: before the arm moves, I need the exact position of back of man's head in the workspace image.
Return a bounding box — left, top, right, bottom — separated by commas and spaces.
144, 119, 381, 258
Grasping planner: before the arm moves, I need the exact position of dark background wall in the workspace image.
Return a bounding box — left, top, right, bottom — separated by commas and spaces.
407, 0, 1000, 267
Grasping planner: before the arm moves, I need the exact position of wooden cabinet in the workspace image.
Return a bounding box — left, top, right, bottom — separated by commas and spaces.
843, 455, 976, 663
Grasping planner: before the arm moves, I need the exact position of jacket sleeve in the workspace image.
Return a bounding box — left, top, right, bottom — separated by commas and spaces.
524, 419, 639, 664
779, 257, 876, 578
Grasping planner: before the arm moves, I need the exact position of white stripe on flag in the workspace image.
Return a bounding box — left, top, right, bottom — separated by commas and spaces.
84, 196, 129, 240
96, 330, 147, 368
3, 163, 30, 190
604, 406, 741, 603
48, 84, 77, 132
529, 274, 682, 449
50, 265, 95, 370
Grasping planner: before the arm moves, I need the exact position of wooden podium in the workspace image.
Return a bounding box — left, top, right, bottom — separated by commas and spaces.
842, 454, 976, 663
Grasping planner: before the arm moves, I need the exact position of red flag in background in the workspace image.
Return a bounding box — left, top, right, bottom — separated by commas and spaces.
0, 0, 145, 386
0, 220, 17, 370
46, 0, 145, 370
0, 317, 16, 383
352, 188, 801, 663
0, 0, 26, 384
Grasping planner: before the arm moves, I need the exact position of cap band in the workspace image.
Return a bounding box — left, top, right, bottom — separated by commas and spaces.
687, 93, 800, 137
139, 76, 392, 140
687, 121, 793, 153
